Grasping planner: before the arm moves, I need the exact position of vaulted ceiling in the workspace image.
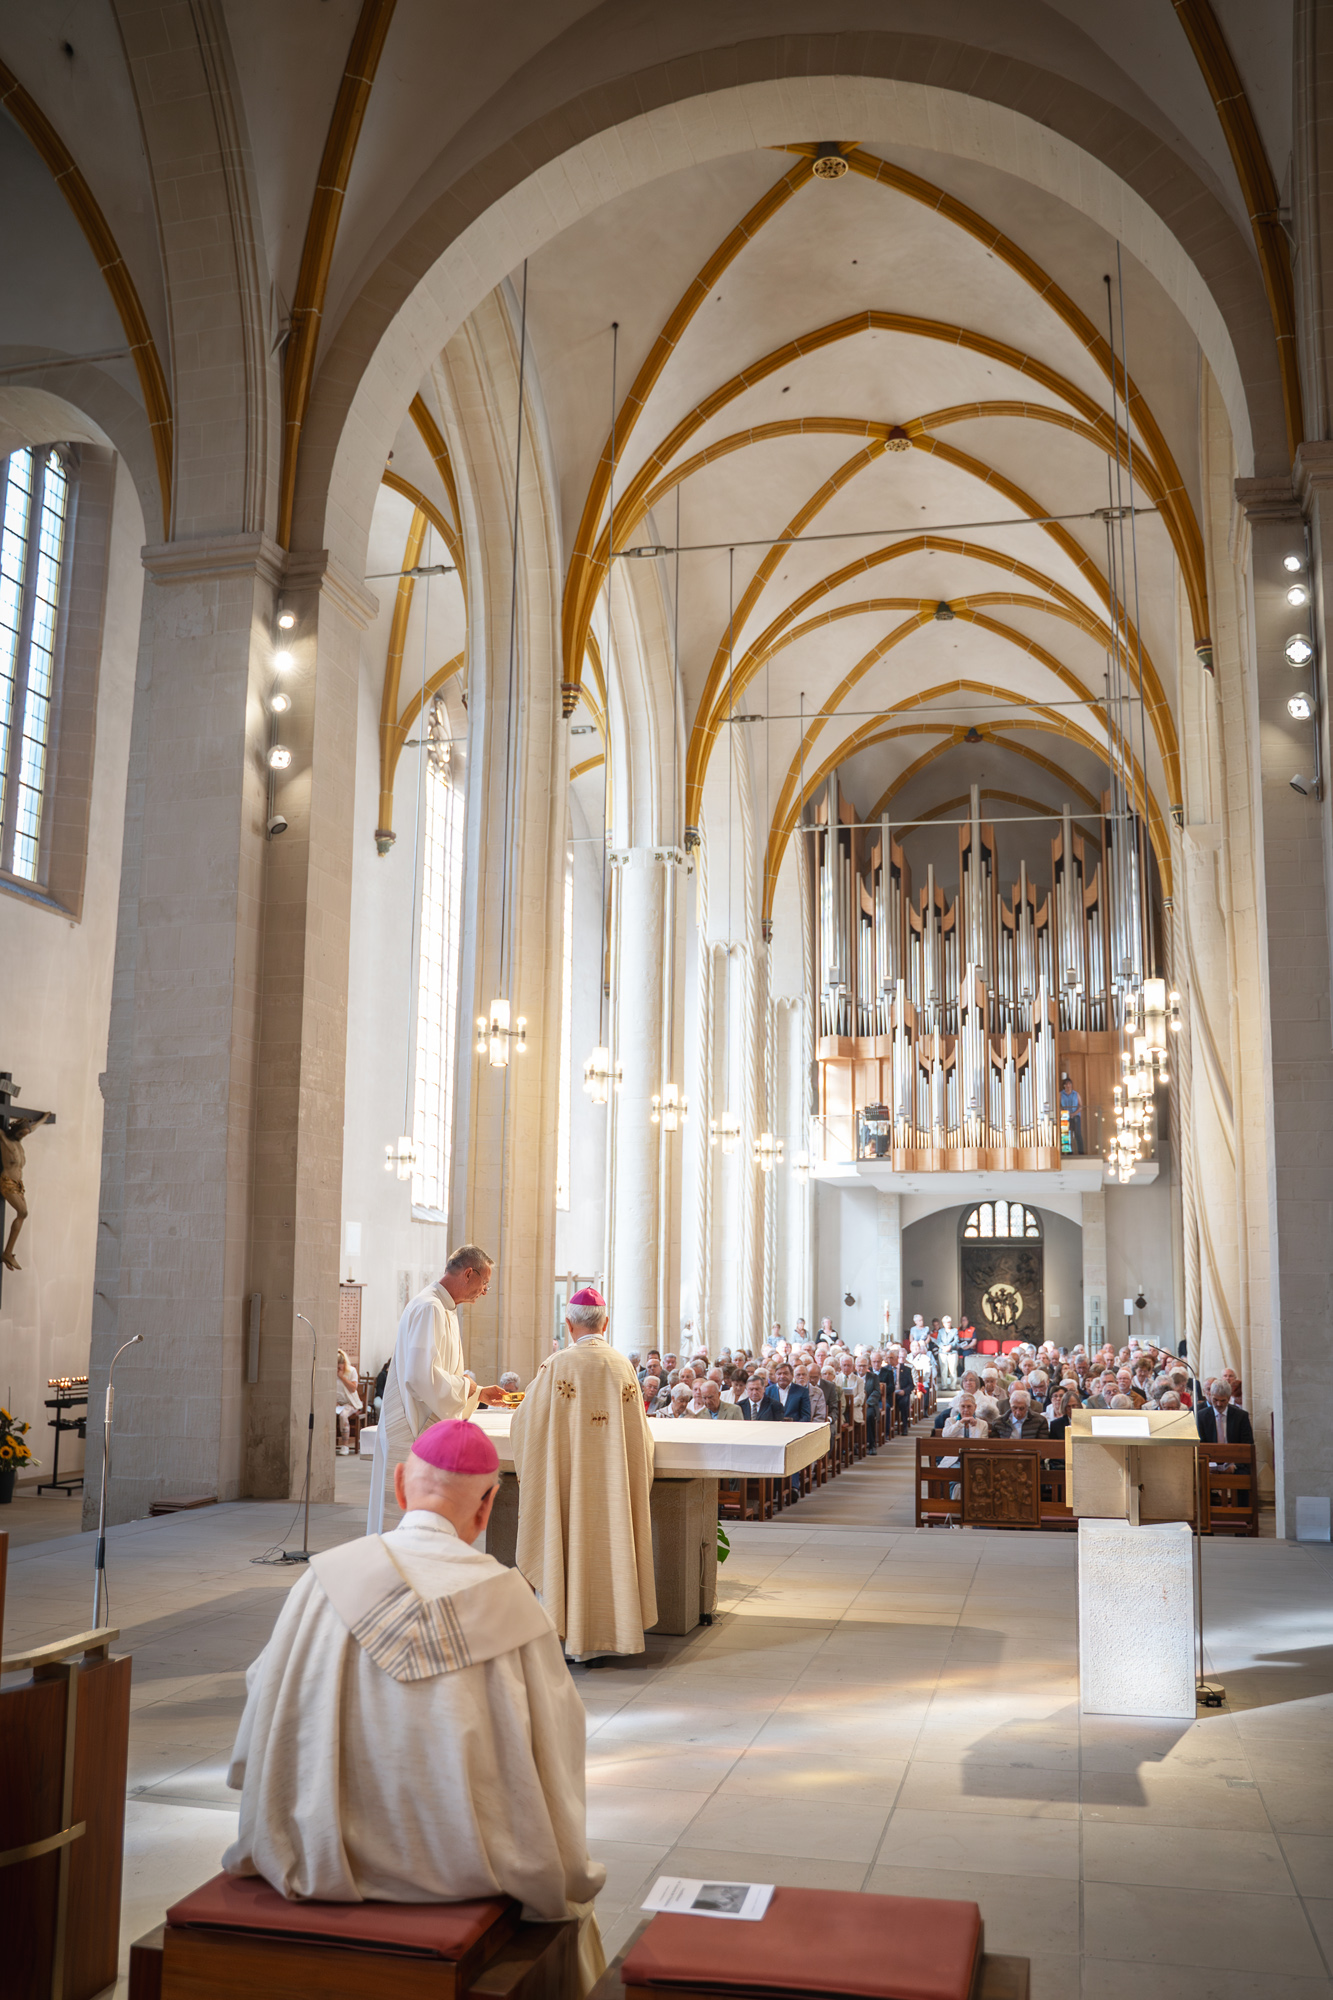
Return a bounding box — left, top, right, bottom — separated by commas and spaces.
515, 136, 1209, 913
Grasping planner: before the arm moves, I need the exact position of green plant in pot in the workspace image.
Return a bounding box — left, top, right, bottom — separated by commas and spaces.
0, 1408, 37, 1501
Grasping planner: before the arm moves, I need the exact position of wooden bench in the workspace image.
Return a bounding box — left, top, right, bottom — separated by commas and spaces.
128, 1875, 578, 2000
916, 1437, 1260, 1534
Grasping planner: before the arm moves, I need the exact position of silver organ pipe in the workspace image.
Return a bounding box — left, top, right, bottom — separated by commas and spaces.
812, 773, 1155, 1167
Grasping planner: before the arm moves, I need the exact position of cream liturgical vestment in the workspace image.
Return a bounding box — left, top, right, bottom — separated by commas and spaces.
224, 1511, 606, 1984
511, 1337, 656, 1658
368, 1284, 481, 1531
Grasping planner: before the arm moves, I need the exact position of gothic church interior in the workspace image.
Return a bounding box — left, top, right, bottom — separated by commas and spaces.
2, 5, 1332, 1997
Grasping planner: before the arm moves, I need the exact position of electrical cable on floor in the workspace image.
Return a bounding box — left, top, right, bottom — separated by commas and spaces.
250, 1463, 312, 1566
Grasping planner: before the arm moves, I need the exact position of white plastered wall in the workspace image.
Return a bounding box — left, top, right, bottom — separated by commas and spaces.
0, 453, 143, 1477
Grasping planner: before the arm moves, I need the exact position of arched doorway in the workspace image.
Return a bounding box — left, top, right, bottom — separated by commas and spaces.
960, 1201, 1043, 1349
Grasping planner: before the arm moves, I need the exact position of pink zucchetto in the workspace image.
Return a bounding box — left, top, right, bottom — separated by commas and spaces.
568, 1286, 606, 1310
410, 1417, 499, 1476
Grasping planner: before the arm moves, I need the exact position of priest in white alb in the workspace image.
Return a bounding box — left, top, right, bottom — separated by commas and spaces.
225, 1418, 606, 1991
510, 1286, 656, 1663
367, 1244, 504, 1532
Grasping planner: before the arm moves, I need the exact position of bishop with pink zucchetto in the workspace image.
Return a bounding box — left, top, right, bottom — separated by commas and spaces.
510, 1287, 656, 1662
223, 1416, 606, 1990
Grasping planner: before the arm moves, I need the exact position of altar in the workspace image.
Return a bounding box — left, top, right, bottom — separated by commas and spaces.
474, 1411, 830, 1637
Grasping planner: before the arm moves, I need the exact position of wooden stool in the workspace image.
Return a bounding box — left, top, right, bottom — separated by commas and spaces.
127, 1873, 577, 2000
607, 1887, 1029, 2000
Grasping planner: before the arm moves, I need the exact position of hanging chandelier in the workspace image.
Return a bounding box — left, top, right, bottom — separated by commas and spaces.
384, 1133, 418, 1180
651, 1082, 687, 1129
753, 1130, 784, 1171
479, 260, 534, 1071
709, 1111, 740, 1154
583, 1046, 621, 1104
476, 998, 527, 1068
790, 1149, 811, 1185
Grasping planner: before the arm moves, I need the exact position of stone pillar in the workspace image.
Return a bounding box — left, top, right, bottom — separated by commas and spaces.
876, 1191, 902, 1345
608, 848, 665, 1353
1081, 1189, 1108, 1346
1236, 464, 1333, 1537
86, 535, 367, 1522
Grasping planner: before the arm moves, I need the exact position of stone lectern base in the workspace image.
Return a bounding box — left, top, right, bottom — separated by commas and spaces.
1077, 1518, 1196, 1719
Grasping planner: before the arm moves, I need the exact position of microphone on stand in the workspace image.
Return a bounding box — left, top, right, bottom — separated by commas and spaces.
280, 1311, 319, 1565
93, 1333, 143, 1628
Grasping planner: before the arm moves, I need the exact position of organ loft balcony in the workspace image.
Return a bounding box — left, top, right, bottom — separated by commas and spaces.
806, 778, 1167, 1192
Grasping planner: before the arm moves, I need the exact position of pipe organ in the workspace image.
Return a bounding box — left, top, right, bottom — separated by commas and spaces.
812, 779, 1146, 1169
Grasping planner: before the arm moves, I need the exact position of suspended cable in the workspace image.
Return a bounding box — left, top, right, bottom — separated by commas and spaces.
613, 506, 1156, 560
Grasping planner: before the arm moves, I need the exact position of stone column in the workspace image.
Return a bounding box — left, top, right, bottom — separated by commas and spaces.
87, 535, 366, 1520
1081, 1189, 1108, 1346
608, 848, 665, 1353
876, 1191, 902, 1345
1236, 463, 1333, 1537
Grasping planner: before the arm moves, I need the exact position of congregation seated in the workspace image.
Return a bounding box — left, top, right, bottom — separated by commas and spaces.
224, 1418, 606, 1991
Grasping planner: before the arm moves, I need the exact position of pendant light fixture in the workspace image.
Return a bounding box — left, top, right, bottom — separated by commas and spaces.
1101, 250, 1183, 1181
709, 548, 740, 1153
479, 260, 533, 1071
584, 321, 621, 1106
653, 483, 688, 1132
384, 521, 438, 1186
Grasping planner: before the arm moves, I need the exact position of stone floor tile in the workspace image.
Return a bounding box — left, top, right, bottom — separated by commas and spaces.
1280, 1833, 1333, 1898
585, 1784, 710, 1844
875, 1807, 1079, 1878
1083, 1881, 1325, 1975
679, 1791, 891, 1861
893, 1758, 1079, 1817
586, 1745, 740, 1792
716, 1744, 907, 1804
1081, 1820, 1295, 1892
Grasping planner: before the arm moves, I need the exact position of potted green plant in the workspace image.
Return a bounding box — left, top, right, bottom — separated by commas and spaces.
0, 1408, 37, 1501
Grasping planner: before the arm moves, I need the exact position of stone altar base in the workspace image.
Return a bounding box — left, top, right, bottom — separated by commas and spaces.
485, 1473, 718, 1640
1077, 1518, 1196, 1719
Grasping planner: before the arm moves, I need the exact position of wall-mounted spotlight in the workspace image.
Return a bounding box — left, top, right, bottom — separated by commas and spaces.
1287, 583, 1310, 608
1283, 553, 1304, 573
1288, 691, 1314, 721
1291, 773, 1312, 796
277, 609, 296, 631
269, 744, 291, 770
270, 691, 291, 714
1285, 633, 1315, 668
274, 649, 294, 672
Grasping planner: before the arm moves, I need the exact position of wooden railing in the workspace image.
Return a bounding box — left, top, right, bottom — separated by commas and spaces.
915, 1437, 1260, 1535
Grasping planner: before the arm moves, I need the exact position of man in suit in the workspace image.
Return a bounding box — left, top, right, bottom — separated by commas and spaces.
688, 1381, 742, 1422
991, 1388, 1049, 1440
886, 1346, 915, 1434
1195, 1380, 1254, 1448
738, 1374, 772, 1420
763, 1362, 811, 1424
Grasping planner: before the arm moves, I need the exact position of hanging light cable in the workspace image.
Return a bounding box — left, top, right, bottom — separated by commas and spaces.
386, 527, 434, 1181
710, 548, 740, 1155
585, 321, 622, 1104
652, 482, 687, 1129
755, 579, 781, 1172
478, 264, 531, 1069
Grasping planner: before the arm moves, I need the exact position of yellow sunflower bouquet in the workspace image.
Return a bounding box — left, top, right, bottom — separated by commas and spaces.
0, 1406, 37, 1485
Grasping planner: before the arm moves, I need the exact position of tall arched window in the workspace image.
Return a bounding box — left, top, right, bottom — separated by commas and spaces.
961, 1200, 1042, 1240
411, 695, 466, 1216
1, 446, 69, 882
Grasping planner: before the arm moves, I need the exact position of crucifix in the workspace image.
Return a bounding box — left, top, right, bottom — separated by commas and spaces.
0, 1072, 55, 1306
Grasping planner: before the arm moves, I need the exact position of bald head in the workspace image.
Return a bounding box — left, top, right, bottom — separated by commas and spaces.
393, 1452, 498, 1543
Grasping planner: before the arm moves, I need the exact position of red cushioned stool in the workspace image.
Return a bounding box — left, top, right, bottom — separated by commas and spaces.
134, 1871, 529, 2000
618, 1887, 1000, 2000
